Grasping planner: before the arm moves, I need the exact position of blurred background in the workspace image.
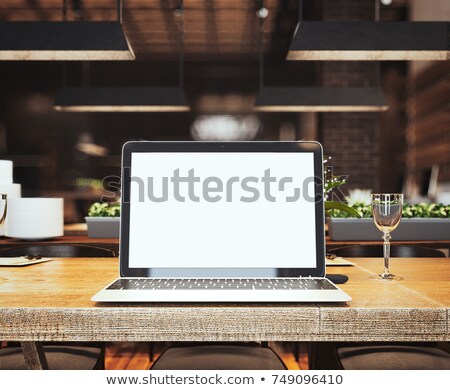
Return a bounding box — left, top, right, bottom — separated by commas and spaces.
0, 0, 449, 222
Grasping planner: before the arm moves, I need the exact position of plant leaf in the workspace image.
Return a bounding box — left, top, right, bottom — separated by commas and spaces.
325, 201, 362, 218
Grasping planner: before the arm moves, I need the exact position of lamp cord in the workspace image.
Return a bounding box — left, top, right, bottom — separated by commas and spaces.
375, 0, 380, 22
298, 0, 303, 23
117, 0, 123, 24
258, 0, 264, 90
63, 0, 68, 21
62, 1, 68, 87
374, 0, 382, 88
178, 0, 185, 89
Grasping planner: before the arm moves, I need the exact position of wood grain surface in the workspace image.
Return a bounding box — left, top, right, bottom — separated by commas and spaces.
0, 257, 449, 342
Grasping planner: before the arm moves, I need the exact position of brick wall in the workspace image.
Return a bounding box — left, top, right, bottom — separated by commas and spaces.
319, 0, 380, 193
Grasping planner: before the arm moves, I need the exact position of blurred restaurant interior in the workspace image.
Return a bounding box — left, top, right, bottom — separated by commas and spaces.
0, 0, 449, 224
0, 0, 450, 372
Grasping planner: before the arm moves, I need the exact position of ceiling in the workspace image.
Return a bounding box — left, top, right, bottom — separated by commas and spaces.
0, 0, 412, 61
0, 0, 298, 61
0, 0, 414, 100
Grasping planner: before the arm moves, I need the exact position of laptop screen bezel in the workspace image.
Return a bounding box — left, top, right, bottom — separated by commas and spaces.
119, 141, 326, 278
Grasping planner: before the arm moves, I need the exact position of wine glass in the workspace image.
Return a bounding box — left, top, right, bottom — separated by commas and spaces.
370, 193, 403, 281
0, 194, 7, 228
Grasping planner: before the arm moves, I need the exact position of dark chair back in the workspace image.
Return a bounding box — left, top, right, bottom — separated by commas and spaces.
0, 244, 116, 258
328, 245, 445, 258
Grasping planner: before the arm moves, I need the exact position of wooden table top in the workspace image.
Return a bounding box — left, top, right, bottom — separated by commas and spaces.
0, 257, 449, 342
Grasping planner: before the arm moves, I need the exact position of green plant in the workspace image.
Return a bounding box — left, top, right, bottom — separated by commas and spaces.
325, 200, 362, 217
329, 202, 450, 218
323, 157, 362, 218
74, 177, 103, 191
402, 203, 449, 218
88, 202, 120, 217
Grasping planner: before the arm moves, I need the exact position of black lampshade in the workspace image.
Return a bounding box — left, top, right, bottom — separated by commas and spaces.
254, 87, 388, 112
54, 87, 190, 112
0, 22, 135, 61
287, 22, 449, 61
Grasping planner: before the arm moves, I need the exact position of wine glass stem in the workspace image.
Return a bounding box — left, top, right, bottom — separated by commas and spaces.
383, 232, 391, 276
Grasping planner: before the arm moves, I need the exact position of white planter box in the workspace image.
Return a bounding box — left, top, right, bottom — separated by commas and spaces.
85, 217, 120, 238
327, 218, 450, 241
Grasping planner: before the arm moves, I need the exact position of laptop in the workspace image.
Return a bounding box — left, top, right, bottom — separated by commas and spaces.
92, 141, 351, 302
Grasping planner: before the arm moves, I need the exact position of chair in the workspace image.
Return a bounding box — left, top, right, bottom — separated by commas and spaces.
328, 245, 446, 258
314, 245, 449, 370
0, 345, 104, 370
337, 345, 450, 370
0, 244, 113, 370
151, 343, 287, 370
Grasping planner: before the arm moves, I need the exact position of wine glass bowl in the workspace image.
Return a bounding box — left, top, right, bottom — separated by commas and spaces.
371, 193, 403, 281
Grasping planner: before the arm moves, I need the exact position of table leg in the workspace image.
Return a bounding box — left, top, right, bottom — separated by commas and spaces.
20, 342, 49, 370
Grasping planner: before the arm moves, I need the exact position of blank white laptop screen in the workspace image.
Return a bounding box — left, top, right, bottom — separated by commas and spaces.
128, 152, 317, 269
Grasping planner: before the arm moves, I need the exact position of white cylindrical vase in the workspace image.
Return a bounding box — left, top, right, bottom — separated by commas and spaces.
0, 160, 13, 185
6, 198, 64, 240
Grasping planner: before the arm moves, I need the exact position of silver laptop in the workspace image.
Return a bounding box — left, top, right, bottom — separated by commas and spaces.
92, 141, 351, 302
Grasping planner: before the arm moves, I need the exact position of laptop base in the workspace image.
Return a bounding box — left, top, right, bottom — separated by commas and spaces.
92, 277, 351, 302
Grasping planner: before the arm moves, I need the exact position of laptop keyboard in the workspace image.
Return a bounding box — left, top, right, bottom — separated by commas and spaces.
106, 278, 337, 291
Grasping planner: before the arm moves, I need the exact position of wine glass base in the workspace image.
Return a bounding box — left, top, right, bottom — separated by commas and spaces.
370, 274, 403, 281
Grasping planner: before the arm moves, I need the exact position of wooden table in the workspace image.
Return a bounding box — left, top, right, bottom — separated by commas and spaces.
0, 257, 449, 342
0, 257, 449, 368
